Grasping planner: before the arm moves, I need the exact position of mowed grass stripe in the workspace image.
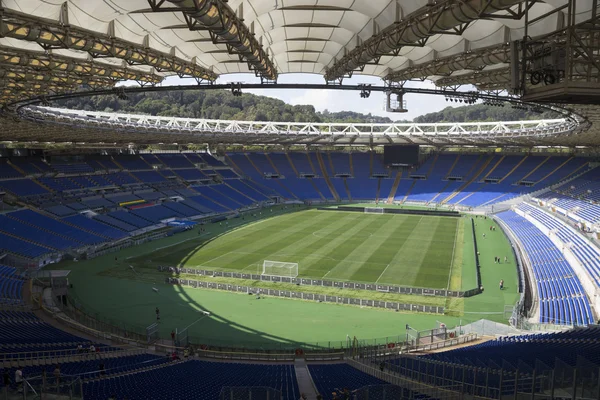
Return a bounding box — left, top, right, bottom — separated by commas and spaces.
413, 218, 458, 288
290, 214, 385, 277
303, 215, 409, 278
193, 211, 341, 269
178, 210, 459, 289
326, 215, 415, 282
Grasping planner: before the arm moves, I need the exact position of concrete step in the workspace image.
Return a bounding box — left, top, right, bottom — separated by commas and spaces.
294, 358, 318, 400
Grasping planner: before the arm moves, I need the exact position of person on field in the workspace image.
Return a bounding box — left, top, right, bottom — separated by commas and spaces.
504, 256, 508, 263
494, 256, 498, 263
171, 330, 175, 343
155, 307, 160, 322
499, 279, 504, 290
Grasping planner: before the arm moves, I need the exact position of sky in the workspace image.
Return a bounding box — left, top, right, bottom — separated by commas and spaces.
158, 73, 464, 122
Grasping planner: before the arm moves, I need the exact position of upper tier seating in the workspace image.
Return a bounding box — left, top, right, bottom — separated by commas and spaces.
156, 153, 194, 169
0, 160, 22, 179
82, 360, 299, 400
175, 168, 207, 181
131, 171, 167, 183
0, 266, 24, 304
113, 156, 150, 170
51, 163, 95, 175
10, 158, 52, 174
0, 179, 49, 197
495, 210, 593, 325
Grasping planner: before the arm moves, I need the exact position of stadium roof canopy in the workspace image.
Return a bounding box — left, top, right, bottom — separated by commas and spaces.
2, 0, 595, 91
1, 0, 599, 146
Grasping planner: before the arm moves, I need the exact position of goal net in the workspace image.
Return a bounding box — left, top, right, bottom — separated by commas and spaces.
262, 260, 298, 278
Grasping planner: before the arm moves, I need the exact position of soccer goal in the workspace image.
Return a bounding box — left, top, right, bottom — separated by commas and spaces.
262, 260, 298, 278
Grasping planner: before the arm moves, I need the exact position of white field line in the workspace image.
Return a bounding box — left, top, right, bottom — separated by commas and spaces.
181, 314, 210, 332
375, 264, 391, 284
446, 218, 460, 291
125, 235, 209, 260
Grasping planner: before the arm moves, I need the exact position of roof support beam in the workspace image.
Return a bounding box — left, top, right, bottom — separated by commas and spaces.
324, 0, 526, 81
162, 0, 278, 80
385, 44, 511, 82
0, 46, 163, 84
0, 9, 217, 81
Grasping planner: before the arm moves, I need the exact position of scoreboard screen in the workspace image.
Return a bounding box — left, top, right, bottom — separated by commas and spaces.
383, 145, 419, 167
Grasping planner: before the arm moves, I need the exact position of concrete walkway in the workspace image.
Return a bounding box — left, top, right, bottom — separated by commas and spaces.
295, 358, 318, 400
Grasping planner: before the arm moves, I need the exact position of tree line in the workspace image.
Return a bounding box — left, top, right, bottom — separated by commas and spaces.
57, 90, 559, 123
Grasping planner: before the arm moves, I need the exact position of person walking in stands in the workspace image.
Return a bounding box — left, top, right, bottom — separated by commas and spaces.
14, 367, 23, 393
499, 279, 504, 290
53, 365, 61, 386
155, 307, 160, 322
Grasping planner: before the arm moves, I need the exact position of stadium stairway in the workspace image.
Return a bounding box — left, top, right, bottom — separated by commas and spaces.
444, 154, 461, 178
294, 359, 319, 399
343, 178, 352, 201
305, 152, 318, 175
402, 180, 417, 203
224, 154, 243, 176
428, 181, 452, 204
285, 152, 300, 177
245, 153, 265, 176
387, 171, 402, 203
442, 155, 494, 204
326, 153, 336, 176
481, 155, 506, 181
315, 152, 340, 201
348, 153, 354, 177
6, 160, 27, 176
536, 156, 578, 184
224, 182, 259, 203
264, 153, 282, 176
498, 155, 528, 183
517, 156, 550, 183
425, 154, 440, 177
308, 178, 327, 201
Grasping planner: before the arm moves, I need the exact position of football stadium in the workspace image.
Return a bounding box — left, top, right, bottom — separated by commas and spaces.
0, 0, 599, 399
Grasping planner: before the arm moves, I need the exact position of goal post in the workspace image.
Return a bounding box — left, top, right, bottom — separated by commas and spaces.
262, 260, 298, 278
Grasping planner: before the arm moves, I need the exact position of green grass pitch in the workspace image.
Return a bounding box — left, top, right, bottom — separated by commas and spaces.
135, 210, 460, 288
57, 207, 518, 347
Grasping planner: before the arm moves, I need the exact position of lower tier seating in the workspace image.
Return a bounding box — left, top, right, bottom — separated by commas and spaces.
495, 211, 594, 325
82, 360, 299, 400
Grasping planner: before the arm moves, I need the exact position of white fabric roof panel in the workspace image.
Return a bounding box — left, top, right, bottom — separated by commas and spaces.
0, 0, 588, 81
